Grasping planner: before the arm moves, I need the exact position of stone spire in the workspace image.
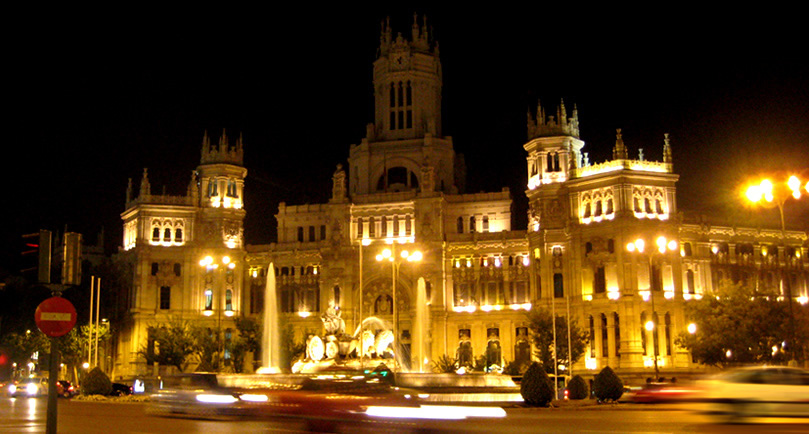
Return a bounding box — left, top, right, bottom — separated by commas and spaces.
139, 168, 151, 197
527, 99, 580, 139
663, 133, 672, 164
187, 170, 199, 201
200, 129, 244, 165
126, 177, 133, 204
612, 129, 628, 160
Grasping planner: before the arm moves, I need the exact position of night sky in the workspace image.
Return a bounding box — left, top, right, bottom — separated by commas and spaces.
4, 7, 808, 274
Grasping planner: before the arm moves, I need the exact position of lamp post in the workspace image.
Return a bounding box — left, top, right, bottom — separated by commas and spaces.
745, 175, 807, 364
199, 255, 237, 368
376, 244, 422, 370
627, 236, 677, 380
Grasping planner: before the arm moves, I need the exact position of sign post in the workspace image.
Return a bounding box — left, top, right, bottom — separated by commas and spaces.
36, 295, 76, 434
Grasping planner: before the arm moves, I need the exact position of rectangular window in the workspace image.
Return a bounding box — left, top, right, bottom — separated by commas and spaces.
594, 267, 606, 294
553, 273, 564, 298
159, 286, 171, 310
309, 226, 315, 242
297, 227, 304, 242
320, 225, 326, 240
514, 281, 527, 303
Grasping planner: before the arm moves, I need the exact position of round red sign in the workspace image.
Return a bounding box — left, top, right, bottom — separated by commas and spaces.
35, 296, 77, 337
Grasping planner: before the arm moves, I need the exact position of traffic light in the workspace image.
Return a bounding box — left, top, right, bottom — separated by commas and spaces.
22, 229, 52, 284
62, 232, 82, 286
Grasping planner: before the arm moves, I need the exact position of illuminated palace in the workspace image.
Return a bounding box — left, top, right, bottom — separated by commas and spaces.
114, 17, 808, 379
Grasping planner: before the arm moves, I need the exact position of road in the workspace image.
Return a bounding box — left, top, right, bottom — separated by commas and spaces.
1, 397, 808, 433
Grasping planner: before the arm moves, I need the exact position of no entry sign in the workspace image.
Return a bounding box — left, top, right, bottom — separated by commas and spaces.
35, 296, 77, 337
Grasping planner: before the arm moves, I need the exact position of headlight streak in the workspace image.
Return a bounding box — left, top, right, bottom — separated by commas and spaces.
365, 405, 506, 420
196, 393, 239, 404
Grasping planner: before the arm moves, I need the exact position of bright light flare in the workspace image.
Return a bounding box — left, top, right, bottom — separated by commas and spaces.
239, 394, 269, 402
645, 321, 655, 331
687, 323, 697, 334
366, 405, 506, 420
196, 394, 239, 404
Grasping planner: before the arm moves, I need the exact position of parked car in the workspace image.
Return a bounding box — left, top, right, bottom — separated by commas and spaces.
111, 382, 133, 396
699, 365, 809, 422
8, 377, 49, 397
57, 380, 78, 398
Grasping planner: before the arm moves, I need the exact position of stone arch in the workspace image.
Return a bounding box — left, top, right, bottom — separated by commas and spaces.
361, 276, 412, 316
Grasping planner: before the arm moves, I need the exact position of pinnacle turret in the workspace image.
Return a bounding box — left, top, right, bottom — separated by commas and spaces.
200, 129, 244, 165
663, 133, 673, 165
612, 129, 628, 160
527, 99, 580, 139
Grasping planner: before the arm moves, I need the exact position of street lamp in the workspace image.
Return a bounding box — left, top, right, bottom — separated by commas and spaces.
745, 175, 806, 364
199, 255, 238, 368
375, 244, 422, 370
627, 235, 677, 380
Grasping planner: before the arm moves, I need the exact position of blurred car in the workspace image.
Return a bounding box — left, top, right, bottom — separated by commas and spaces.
111, 382, 133, 396
632, 382, 697, 403
57, 380, 78, 398
148, 371, 503, 430
700, 365, 809, 421
8, 377, 49, 397
618, 385, 642, 402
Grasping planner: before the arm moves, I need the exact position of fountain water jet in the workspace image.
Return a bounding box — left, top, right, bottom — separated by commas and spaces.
258, 262, 281, 373
413, 277, 430, 372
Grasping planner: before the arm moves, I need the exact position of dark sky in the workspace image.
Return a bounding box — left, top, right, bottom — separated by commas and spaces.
4, 7, 808, 274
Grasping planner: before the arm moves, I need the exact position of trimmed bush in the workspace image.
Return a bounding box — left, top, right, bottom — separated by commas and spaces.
592, 366, 623, 402
567, 375, 589, 400
82, 367, 113, 396
520, 362, 554, 407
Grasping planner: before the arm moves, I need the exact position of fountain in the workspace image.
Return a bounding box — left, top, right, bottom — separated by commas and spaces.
257, 262, 281, 373
412, 277, 430, 372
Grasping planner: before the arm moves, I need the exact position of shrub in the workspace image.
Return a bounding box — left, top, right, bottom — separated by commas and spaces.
592, 366, 623, 402
431, 354, 458, 373
502, 359, 528, 376
82, 367, 113, 396
567, 375, 589, 400
520, 362, 554, 407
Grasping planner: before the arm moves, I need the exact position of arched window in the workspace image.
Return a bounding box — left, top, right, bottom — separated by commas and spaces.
553, 273, 564, 298
204, 289, 213, 311
594, 266, 606, 293
457, 217, 464, 233
482, 216, 489, 232
225, 289, 233, 312
686, 270, 695, 294
656, 198, 664, 214
405, 215, 412, 235
469, 216, 476, 233
152, 227, 160, 242
614, 313, 621, 357
175, 228, 183, 242
606, 198, 614, 214
595, 200, 603, 216
583, 201, 591, 218
644, 197, 652, 214
640, 312, 647, 355
381, 216, 388, 237
357, 218, 363, 238
588, 315, 595, 357
369, 217, 376, 237
393, 215, 399, 236
601, 313, 609, 358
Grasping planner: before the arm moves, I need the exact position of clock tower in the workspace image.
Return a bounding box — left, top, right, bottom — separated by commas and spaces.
349, 15, 460, 196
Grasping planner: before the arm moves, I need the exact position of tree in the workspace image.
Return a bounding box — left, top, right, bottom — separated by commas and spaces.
231, 316, 261, 373
526, 308, 588, 373
675, 280, 798, 367
140, 319, 196, 371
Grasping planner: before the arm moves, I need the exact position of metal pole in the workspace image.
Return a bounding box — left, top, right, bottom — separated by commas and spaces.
88, 276, 94, 365
359, 241, 364, 364
392, 244, 398, 370
95, 277, 101, 367
552, 289, 558, 400
566, 281, 572, 378
46, 338, 60, 434
649, 255, 659, 381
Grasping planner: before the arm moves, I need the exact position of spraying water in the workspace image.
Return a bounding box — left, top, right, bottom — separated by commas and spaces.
259, 262, 281, 372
